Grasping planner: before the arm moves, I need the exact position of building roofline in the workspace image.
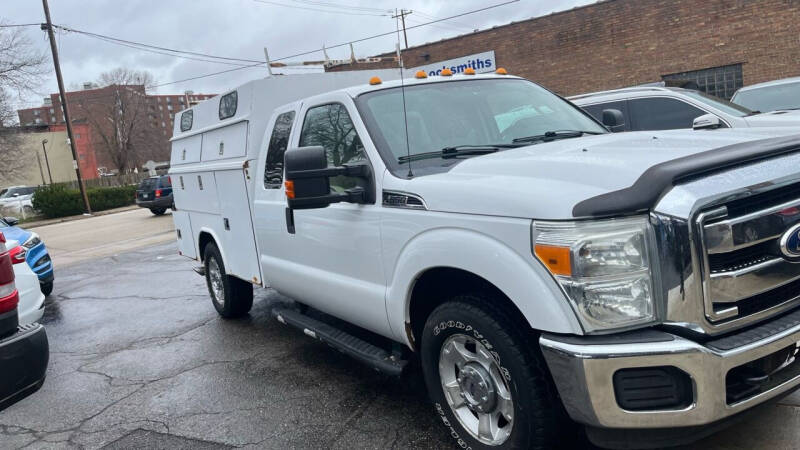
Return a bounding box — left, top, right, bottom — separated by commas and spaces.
368, 0, 613, 58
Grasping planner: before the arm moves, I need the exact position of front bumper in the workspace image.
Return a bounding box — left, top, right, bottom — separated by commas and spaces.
0, 323, 49, 411
540, 308, 800, 430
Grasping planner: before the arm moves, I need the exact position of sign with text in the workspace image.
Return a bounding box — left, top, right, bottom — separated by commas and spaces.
410, 51, 496, 77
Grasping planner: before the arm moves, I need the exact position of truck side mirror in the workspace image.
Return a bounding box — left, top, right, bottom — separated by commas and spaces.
601, 109, 625, 132
3, 217, 18, 226
693, 113, 722, 130
284, 146, 371, 210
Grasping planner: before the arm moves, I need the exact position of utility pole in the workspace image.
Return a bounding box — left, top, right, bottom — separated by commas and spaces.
41, 0, 92, 214
392, 9, 412, 49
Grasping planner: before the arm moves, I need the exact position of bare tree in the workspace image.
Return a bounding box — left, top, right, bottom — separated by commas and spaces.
72, 68, 159, 172
0, 24, 46, 182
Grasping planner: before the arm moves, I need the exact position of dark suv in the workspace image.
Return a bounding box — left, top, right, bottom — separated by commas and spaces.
136, 175, 174, 216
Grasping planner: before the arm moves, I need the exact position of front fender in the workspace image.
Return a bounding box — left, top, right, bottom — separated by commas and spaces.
386, 227, 583, 345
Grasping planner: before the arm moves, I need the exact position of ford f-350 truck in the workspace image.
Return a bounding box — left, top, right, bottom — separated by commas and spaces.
170, 69, 800, 449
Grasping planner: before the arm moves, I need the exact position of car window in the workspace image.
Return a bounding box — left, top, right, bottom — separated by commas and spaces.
139, 178, 157, 190
581, 101, 628, 131
628, 97, 706, 131
732, 82, 800, 112
159, 176, 172, 188
680, 90, 751, 117
298, 103, 367, 192
264, 111, 296, 189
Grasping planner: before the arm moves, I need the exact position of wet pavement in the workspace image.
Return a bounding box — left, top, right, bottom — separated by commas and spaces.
2, 241, 800, 449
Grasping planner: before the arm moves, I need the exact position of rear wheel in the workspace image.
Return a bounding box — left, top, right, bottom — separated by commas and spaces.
420, 294, 570, 449
41, 281, 53, 296
150, 207, 166, 216
203, 242, 253, 318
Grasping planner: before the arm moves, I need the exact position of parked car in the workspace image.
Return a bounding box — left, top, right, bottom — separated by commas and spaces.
0, 186, 36, 216
731, 76, 800, 112
0, 231, 49, 412
6, 239, 46, 325
0, 217, 54, 296
569, 86, 800, 131
170, 70, 800, 448
135, 175, 174, 215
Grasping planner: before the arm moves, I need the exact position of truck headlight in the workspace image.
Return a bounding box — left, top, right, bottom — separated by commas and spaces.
532, 216, 656, 332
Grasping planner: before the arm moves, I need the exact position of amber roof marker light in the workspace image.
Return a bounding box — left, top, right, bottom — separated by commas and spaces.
496, 68, 508, 75
369, 76, 382, 85
464, 67, 476, 75
415, 70, 428, 79
440, 68, 453, 76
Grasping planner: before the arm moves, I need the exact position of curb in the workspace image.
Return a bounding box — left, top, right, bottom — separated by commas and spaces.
24, 205, 141, 229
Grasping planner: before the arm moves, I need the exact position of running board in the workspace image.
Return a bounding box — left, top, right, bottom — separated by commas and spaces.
271, 306, 407, 376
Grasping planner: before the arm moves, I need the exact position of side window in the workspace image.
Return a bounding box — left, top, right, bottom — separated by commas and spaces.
628, 97, 706, 131
581, 101, 628, 131
298, 103, 367, 192
264, 111, 296, 189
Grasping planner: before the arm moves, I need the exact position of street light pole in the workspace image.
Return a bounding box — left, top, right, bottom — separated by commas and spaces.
41, 139, 53, 184
41, 0, 92, 214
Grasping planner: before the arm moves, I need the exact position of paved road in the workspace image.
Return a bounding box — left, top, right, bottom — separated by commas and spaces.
2, 241, 800, 449
30, 208, 175, 267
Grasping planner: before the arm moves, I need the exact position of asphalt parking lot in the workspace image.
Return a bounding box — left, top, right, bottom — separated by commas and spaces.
3, 226, 800, 449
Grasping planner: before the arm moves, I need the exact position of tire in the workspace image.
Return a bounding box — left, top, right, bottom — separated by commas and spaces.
150, 208, 166, 216
420, 294, 571, 450
41, 281, 53, 297
203, 242, 253, 318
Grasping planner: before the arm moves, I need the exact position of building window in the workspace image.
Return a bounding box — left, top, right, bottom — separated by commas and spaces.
50, 117, 55, 123
166, 97, 171, 103
167, 104, 173, 111
49, 108, 54, 114
662, 64, 743, 100
76, 133, 81, 139
34, 110, 40, 116
162, 121, 166, 127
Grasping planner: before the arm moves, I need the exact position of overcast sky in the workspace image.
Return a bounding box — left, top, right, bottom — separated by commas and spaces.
3, 0, 594, 111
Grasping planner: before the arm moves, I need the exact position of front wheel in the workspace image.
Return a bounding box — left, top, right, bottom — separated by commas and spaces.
421, 295, 569, 449
41, 281, 53, 296
203, 242, 253, 318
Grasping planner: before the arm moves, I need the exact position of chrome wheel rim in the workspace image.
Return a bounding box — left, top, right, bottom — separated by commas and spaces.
439, 334, 514, 446
207, 257, 225, 308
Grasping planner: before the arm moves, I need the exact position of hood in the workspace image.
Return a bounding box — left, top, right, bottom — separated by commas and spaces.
386, 128, 800, 220
743, 110, 800, 127
0, 225, 31, 244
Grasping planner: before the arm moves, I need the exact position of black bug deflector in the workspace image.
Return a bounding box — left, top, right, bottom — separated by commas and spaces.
572, 134, 800, 218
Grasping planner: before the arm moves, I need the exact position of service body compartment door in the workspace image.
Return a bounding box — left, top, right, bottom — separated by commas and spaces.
172, 210, 197, 259
170, 134, 203, 166
215, 169, 261, 284
202, 121, 248, 162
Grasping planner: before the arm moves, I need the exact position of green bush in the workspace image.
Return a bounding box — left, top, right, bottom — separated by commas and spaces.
33, 184, 138, 218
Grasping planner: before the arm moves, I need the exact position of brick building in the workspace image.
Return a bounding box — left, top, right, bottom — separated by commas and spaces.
329, 0, 800, 100
18, 86, 214, 175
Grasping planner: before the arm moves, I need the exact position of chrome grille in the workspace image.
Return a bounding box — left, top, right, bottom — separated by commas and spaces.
697, 189, 800, 324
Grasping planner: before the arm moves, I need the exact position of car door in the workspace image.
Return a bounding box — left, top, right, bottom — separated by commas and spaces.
628, 97, 707, 131
254, 94, 391, 337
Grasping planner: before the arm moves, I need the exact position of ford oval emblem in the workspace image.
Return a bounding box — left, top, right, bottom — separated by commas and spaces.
780, 223, 800, 258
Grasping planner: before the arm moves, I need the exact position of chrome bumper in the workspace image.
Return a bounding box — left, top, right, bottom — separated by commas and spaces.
540, 319, 800, 429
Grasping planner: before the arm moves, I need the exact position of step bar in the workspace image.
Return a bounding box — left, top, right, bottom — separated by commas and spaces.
271, 306, 407, 376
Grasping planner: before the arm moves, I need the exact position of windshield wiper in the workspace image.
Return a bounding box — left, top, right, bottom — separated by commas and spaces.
512, 130, 603, 144
745, 110, 762, 116
398, 144, 521, 164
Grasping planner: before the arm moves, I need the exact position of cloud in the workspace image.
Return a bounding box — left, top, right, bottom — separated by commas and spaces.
3, 0, 594, 109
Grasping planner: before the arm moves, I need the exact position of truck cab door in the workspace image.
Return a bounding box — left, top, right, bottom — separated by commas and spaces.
253, 96, 390, 337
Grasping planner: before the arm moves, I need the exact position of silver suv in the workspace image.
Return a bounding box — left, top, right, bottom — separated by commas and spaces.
569, 86, 800, 131
732, 76, 800, 112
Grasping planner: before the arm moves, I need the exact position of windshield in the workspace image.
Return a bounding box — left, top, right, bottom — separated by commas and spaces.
356, 79, 606, 173
680, 90, 753, 117
732, 82, 800, 112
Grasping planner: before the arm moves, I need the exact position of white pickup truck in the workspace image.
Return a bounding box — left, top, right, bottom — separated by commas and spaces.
170, 69, 800, 449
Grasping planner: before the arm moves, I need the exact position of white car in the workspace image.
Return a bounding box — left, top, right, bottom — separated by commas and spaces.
0, 186, 36, 217
569, 86, 800, 131
731, 76, 800, 112
6, 240, 45, 325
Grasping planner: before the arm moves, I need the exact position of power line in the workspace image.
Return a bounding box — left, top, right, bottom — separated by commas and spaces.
289, 0, 390, 13
0, 23, 41, 28
52, 24, 265, 64
151, 0, 519, 88
253, 0, 390, 16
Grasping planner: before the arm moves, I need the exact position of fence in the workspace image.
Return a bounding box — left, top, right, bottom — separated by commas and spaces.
61, 172, 149, 190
